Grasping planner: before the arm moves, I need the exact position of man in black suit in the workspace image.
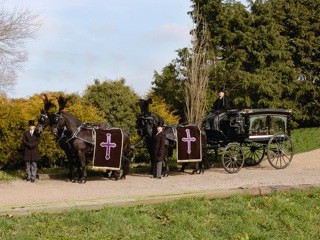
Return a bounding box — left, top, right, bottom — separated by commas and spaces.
207, 88, 231, 130
22, 120, 41, 182
152, 124, 166, 179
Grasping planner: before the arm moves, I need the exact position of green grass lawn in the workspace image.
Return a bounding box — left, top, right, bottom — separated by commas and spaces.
291, 127, 320, 154
1, 188, 320, 239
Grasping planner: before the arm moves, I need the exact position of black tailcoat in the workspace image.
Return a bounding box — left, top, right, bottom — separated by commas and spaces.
22, 131, 40, 161
213, 96, 231, 112
153, 131, 166, 162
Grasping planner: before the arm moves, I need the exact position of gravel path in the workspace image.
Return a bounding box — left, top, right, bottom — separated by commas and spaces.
0, 149, 319, 212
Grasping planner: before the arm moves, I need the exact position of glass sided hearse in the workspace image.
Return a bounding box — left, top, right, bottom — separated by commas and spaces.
205, 109, 294, 173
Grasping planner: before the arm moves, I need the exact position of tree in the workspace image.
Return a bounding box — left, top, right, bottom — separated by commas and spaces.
184, 5, 212, 125
82, 78, 140, 135
0, 6, 40, 93
146, 93, 180, 124
191, 0, 320, 127
264, 0, 320, 126
152, 59, 186, 118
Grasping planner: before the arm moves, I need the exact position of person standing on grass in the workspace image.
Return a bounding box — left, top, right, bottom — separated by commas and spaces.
152, 124, 166, 179
22, 120, 41, 182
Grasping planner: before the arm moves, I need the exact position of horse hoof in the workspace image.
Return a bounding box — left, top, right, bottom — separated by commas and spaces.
120, 176, 126, 180
78, 179, 86, 184
191, 170, 196, 175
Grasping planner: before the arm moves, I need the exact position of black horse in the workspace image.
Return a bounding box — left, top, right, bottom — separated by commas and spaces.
136, 99, 207, 174
38, 95, 132, 183
136, 99, 171, 176
36, 95, 79, 181
36, 110, 80, 181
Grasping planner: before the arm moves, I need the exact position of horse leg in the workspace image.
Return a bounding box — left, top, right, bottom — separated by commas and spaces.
179, 163, 187, 172
78, 150, 87, 184
197, 162, 204, 174
146, 140, 154, 175
198, 146, 207, 173
66, 152, 74, 182
120, 143, 132, 180
70, 153, 80, 183
104, 170, 111, 178
162, 159, 169, 177
120, 160, 129, 180
110, 171, 119, 180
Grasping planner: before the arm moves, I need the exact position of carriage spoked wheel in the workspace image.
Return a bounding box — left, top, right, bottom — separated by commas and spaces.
267, 133, 294, 169
243, 142, 265, 166
222, 143, 245, 173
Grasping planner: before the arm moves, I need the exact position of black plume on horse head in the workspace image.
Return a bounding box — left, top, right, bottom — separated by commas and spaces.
42, 94, 56, 112
138, 98, 152, 115
55, 95, 72, 112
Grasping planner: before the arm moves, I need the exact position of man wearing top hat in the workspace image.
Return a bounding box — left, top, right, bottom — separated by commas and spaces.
22, 120, 41, 182
152, 124, 166, 179
207, 88, 231, 130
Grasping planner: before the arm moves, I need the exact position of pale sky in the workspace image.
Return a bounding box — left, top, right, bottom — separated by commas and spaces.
3, 0, 247, 99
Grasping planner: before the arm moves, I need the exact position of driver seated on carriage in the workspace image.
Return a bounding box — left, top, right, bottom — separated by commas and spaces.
206, 87, 231, 131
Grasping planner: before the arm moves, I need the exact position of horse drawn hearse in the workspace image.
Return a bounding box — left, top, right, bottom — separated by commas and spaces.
36, 96, 294, 182
136, 99, 294, 175
206, 108, 294, 173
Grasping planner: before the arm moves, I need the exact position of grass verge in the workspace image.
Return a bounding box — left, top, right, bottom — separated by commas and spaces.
1, 188, 320, 239
291, 127, 320, 154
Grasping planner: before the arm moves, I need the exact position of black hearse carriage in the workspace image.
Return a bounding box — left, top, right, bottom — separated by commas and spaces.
205, 109, 294, 173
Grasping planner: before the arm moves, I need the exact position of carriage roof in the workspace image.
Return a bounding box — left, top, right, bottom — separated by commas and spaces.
227, 108, 292, 116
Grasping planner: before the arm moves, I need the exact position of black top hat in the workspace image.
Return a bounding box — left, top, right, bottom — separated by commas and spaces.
28, 120, 35, 126
218, 87, 225, 93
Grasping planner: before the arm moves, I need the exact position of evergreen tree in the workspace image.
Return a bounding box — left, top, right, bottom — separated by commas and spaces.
152, 56, 186, 118
191, 0, 320, 127
82, 78, 140, 135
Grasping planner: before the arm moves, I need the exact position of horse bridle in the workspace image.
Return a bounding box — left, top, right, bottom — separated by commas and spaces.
37, 112, 50, 133
138, 115, 155, 136
38, 112, 68, 142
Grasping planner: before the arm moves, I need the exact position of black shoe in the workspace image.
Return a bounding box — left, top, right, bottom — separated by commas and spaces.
26, 178, 31, 182
31, 179, 35, 182
156, 177, 161, 179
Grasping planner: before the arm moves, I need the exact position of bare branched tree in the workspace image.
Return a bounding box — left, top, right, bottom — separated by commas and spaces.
0, 5, 40, 93
184, 7, 211, 126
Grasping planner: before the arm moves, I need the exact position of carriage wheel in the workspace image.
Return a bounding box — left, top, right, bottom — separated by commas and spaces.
243, 142, 265, 166
267, 133, 294, 169
222, 143, 245, 173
